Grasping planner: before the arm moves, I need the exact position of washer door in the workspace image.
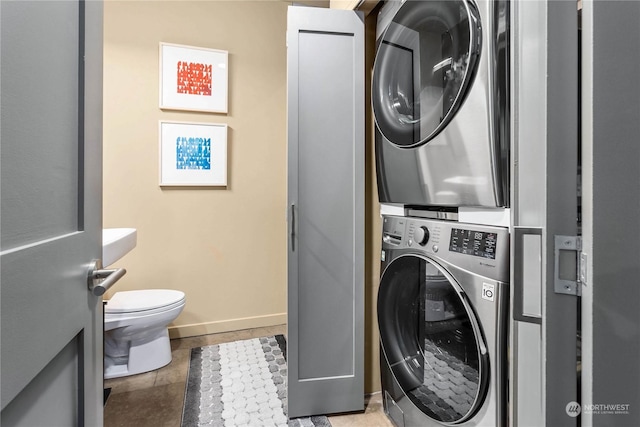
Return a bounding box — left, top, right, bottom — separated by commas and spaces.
373, 0, 481, 148
378, 255, 489, 423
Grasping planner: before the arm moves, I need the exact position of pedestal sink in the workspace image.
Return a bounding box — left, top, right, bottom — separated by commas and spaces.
103, 228, 137, 267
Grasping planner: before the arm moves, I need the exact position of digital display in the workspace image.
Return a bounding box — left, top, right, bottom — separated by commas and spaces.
449, 228, 497, 259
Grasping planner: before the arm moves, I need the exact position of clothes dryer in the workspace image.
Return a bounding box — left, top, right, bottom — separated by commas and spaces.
374, 0, 509, 208
378, 215, 508, 426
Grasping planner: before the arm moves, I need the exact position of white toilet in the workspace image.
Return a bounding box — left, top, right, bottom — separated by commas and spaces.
104, 289, 186, 379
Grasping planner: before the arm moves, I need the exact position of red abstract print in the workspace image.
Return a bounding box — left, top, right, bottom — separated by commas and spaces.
176, 61, 212, 96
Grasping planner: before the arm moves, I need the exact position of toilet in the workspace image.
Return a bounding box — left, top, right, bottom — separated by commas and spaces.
104, 289, 186, 379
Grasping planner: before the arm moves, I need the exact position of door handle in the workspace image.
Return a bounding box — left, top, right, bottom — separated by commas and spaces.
88, 259, 127, 296
513, 227, 543, 324
291, 204, 296, 252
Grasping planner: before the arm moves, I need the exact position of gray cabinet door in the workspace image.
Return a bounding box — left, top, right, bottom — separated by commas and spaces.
582, 2, 640, 427
1, 1, 104, 425
286, 5, 365, 418
510, 1, 580, 426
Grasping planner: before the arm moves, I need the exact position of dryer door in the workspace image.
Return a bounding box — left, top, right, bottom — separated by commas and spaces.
373, 0, 481, 148
378, 255, 489, 423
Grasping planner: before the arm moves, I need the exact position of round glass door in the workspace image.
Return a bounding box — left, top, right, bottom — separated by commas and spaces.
378, 255, 488, 423
373, 0, 481, 147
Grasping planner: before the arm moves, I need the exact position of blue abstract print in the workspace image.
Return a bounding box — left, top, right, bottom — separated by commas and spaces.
176, 136, 211, 170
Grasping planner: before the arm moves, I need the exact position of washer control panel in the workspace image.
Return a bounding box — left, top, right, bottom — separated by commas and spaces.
449, 227, 497, 260
382, 215, 509, 283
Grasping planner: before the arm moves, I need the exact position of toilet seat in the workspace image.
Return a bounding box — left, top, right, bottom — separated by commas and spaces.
105, 289, 186, 315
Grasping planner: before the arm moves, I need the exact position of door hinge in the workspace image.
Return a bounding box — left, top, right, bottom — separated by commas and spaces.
554, 235, 584, 296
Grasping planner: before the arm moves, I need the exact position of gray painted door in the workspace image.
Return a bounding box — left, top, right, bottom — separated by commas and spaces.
1, 1, 104, 425
582, 2, 640, 426
510, 1, 580, 425
286, 6, 365, 418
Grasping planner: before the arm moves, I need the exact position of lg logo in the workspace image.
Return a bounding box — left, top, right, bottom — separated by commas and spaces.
566, 401, 581, 417
482, 283, 495, 302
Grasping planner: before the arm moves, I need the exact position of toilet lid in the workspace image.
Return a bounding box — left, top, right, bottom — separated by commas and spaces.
105, 289, 185, 314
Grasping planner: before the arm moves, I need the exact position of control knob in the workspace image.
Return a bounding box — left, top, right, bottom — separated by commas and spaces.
414, 226, 430, 246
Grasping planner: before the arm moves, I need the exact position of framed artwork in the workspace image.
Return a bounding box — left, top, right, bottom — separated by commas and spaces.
159, 121, 228, 186
159, 43, 228, 113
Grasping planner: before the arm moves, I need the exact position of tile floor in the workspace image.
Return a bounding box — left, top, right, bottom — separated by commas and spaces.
104, 325, 394, 427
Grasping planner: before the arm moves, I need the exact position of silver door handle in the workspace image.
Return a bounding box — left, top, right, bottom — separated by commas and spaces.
88, 259, 127, 296
290, 204, 296, 252
513, 227, 543, 324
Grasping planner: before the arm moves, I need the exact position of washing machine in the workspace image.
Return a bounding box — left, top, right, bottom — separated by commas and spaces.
373, 0, 510, 208
378, 215, 508, 426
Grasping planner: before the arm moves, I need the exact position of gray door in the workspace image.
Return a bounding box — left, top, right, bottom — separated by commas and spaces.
510, 1, 580, 425
1, 1, 104, 425
582, 2, 640, 426
286, 5, 365, 418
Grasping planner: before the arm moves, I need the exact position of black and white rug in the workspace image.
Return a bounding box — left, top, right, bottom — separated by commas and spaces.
181, 335, 331, 427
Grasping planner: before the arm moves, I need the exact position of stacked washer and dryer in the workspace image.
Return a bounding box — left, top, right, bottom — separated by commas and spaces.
373, 1, 511, 426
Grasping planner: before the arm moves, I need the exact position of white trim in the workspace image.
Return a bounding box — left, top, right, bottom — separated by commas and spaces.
168, 313, 287, 339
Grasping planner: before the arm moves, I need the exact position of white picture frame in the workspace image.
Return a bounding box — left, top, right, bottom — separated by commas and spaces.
159, 43, 228, 113
159, 121, 228, 187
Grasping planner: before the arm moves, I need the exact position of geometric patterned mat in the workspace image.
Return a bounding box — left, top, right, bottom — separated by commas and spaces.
407, 338, 479, 422
181, 335, 331, 427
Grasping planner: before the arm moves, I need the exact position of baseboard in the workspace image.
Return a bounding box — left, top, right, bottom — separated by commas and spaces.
168, 312, 287, 339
